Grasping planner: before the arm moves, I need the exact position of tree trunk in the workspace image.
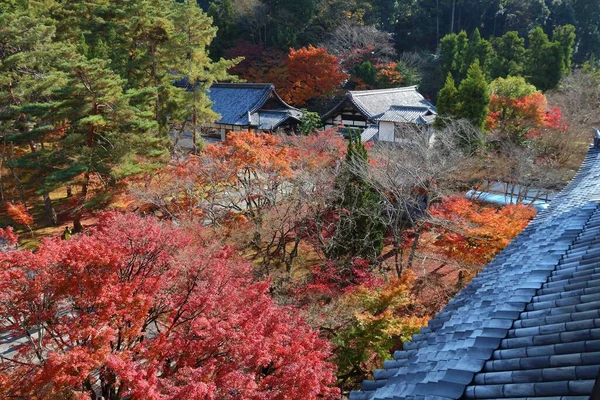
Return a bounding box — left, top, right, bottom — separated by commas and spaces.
450, 0, 456, 33
407, 227, 421, 270
43, 192, 58, 226
436, 0, 440, 45
73, 100, 96, 233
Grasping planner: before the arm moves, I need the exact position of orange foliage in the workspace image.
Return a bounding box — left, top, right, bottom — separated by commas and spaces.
279, 45, 347, 106
6, 202, 34, 228
424, 197, 536, 266
204, 131, 294, 178
375, 62, 404, 88
486, 92, 557, 141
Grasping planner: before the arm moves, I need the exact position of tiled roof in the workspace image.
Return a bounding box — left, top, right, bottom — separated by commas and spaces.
361, 125, 380, 142
375, 106, 437, 124
350, 145, 600, 400
256, 109, 304, 130
207, 83, 276, 126
322, 86, 437, 125
349, 86, 436, 120
174, 82, 301, 128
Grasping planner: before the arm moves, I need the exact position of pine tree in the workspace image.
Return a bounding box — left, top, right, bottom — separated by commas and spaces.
171, 0, 236, 149
457, 62, 490, 130
0, 7, 68, 223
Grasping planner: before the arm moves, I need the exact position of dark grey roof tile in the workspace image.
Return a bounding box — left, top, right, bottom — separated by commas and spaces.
351, 147, 600, 400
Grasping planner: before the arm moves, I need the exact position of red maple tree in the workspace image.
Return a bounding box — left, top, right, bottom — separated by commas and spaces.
279, 45, 347, 106
0, 212, 339, 399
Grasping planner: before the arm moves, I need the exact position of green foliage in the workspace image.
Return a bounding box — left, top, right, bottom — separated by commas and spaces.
461, 29, 492, 79
0, 0, 234, 222
435, 73, 460, 123
355, 60, 378, 87
525, 27, 564, 91
553, 24, 577, 73
490, 31, 526, 79
299, 109, 323, 135
327, 131, 386, 262
394, 59, 422, 87
457, 62, 490, 130
438, 26, 575, 92
331, 276, 426, 387
572, 0, 600, 62
490, 76, 538, 99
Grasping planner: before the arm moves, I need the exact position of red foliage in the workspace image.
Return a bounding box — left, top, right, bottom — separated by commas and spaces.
279, 46, 347, 106
0, 226, 18, 247
543, 106, 568, 131
0, 212, 338, 399
225, 42, 346, 106
296, 258, 383, 302
5, 202, 34, 227
486, 92, 547, 133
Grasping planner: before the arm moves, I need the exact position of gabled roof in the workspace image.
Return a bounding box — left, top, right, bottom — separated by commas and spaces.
255, 110, 303, 130
173, 81, 301, 128
207, 83, 299, 126
376, 106, 437, 124
322, 86, 436, 123
351, 144, 600, 400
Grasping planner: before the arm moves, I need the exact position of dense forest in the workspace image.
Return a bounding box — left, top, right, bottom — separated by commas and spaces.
1, 0, 600, 399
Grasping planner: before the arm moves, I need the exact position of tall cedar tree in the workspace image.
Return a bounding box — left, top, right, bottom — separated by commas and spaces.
524, 27, 564, 91
435, 73, 460, 124
327, 131, 386, 262
553, 24, 577, 73
457, 62, 490, 130
460, 28, 492, 79
490, 31, 526, 79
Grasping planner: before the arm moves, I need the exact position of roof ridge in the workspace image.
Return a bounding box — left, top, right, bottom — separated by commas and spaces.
349, 85, 419, 96
211, 82, 275, 89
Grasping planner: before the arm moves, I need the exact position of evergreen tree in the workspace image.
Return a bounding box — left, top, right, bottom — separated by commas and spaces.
553, 24, 577, 73
525, 27, 563, 91
327, 131, 386, 262
440, 32, 459, 79
573, 0, 600, 63
355, 61, 378, 87
435, 73, 460, 125
457, 62, 490, 130
490, 31, 526, 79
0, 7, 68, 223
207, 0, 236, 56
0, 0, 233, 229
461, 28, 492, 79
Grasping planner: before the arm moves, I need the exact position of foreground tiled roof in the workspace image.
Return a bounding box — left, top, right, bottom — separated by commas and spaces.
351, 145, 600, 400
